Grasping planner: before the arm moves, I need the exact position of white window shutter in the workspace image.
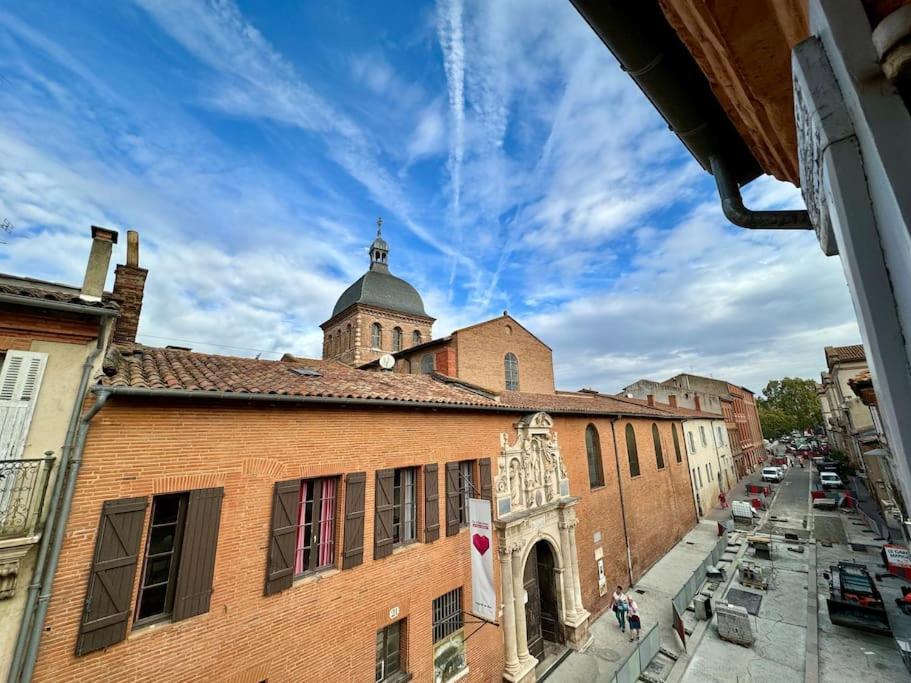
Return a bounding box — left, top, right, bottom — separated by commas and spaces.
0, 351, 48, 460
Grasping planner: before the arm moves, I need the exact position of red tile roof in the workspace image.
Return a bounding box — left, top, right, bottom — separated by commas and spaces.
0, 276, 119, 312
825, 344, 866, 367
97, 346, 682, 419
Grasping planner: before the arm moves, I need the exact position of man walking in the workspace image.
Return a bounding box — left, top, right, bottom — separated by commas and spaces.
610, 585, 628, 632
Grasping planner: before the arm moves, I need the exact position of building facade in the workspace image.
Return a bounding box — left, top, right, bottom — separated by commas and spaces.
13, 224, 699, 683
819, 345, 874, 470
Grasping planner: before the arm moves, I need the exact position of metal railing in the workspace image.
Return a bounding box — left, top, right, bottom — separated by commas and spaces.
612, 622, 660, 683
671, 534, 729, 616
0, 456, 55, 539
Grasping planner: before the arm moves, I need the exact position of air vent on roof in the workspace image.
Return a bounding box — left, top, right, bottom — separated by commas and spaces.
290, 366, 322, 378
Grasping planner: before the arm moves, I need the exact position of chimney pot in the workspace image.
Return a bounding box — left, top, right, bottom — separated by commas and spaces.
126, 230, 140, 266
647, 394, 655, 407
80, 226, 119, 301
669, 395, 678, 408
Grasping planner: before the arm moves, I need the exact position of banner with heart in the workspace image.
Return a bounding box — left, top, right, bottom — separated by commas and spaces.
468, 498, 495, 621
472, 533, 490, 556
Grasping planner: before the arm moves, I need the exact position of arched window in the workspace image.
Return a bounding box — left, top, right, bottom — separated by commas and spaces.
336, 331, 342, 355
371, 323, 382, 349
420, 353, 434, 374
625, 423, 640, 477
392, 327, 403, 352
653, 423, 665, 469
346, 324, 352, 349
585, 424, 605, 488
672, 424, 682, 463
504, 352, 519, 391
323, 337, 329, 358
412, 330, 422, 345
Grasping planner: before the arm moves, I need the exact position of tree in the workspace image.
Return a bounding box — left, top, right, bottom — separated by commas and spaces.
758, 377, 822, 438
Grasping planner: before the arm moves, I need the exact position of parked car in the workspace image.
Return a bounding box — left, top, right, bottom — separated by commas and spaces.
820, 472, 844, 489
762, 467, 783, 483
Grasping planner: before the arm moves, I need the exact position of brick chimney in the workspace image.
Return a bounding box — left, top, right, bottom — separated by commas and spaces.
80, 226, 118, 301
668, 395, 677, 408
112, 230, 148, 345
694, 395, 702, 411
646, 394, 655, 407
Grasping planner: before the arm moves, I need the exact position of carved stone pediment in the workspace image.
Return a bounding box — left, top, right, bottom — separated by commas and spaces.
494, 412, 570, 519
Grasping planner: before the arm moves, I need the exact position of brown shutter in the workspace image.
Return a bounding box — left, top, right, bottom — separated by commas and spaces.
172, 488, 224, 621
76, 497, 148, 656
265, 479, 299, 596
479, 458, 492, 501
423, 464, 440, 543
342, 472, 366, 569
374, 469, 395, 560
445, 462, 460, 537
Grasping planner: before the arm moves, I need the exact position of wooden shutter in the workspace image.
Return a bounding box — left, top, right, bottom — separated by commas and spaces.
342, 472, 366, 569
445, 462, 460, 537
479, 458, 492, 501
172, 488, 224, 621
76, 497, 148, 656
374, 469, 395, 560
0, 351, 47, 460
265, 479, 299, 596
423, 464, 440, 543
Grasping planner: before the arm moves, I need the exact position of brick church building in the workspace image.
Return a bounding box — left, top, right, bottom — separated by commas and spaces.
22, 226, 698, 683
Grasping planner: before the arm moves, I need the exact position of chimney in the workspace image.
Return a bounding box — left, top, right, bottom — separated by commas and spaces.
646, 394, 655, 407
668, 395, 677, 408
694, 395, 702, 411
80, 226, 118, 301
112, 230, 148, 345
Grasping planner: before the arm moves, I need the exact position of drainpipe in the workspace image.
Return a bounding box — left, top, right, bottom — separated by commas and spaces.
609, 417, 634, 586
710, 156, 813, 230
16, 388, 112, 683
9, 319, 110, 683
709, 420, 725, 495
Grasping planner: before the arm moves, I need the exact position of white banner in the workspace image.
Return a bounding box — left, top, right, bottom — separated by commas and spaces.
468, 498, 496, 621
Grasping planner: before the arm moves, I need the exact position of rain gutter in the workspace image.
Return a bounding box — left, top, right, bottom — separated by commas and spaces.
0, 293, 118, 317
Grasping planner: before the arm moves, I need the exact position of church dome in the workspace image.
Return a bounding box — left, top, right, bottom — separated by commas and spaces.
330, 219, 429, 319
331, 270, 427, 318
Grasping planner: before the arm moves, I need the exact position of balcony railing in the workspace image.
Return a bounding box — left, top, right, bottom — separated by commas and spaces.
0, 457, 55, 540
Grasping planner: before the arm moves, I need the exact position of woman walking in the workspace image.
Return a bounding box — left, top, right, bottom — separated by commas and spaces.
610, 586, 629, 632
628, 598, 641, 642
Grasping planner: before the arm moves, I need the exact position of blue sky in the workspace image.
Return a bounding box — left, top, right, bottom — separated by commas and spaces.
0, 0, 861, 394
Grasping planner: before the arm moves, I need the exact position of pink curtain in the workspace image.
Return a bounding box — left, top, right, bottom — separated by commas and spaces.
295, 479, 309, 574
319, 479, 335, 566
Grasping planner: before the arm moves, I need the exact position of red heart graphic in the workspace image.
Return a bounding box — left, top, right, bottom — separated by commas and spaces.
472, 533, 490, 556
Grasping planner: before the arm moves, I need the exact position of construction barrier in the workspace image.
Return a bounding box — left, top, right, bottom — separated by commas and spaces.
670, 534, 729, 618
612, 621, 660, 683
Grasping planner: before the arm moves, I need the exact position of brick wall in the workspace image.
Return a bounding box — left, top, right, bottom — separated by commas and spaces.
32, 400, 694, 682
453, 317, 555, 393
111, 264, 147, 345
0, 303, 99, 348
321, 304, 433, 366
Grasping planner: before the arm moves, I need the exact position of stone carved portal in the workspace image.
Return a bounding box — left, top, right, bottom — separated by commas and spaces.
494, 413, 591, 683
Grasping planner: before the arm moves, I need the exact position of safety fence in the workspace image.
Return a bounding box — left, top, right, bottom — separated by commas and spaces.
670, 533, 729, 617
611, 621, 660, 683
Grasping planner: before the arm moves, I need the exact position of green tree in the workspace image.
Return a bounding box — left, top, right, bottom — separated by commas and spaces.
758, 377, 822, 437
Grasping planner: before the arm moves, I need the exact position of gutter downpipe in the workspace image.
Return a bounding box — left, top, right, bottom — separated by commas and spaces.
710, 156, 813, 230
9, 320, 110, 683
16, 388, 112, 683
609, 417, 634, 586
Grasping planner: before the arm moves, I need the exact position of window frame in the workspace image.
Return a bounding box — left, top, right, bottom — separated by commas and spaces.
376, 620, 404, 682
687, 431, 696, 453
412, 330, 422, 345
585, 424, 605, 488
392, 467, 417, 547
457, 461, 474, 528
392, 327, 403, 352
293, 476, 339, 577
420, 354, 434, 375
652, 423, 665, 469
134, 492, 188, 627
504, 352, 519, 391
672, 424, 682, 463
699, 425, 707, 447
432, 587, 464, 643
625, 423, 640, 478
371, 323, 383, 349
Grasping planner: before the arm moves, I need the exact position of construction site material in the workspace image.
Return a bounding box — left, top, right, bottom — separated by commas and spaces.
716, 603, 754, 646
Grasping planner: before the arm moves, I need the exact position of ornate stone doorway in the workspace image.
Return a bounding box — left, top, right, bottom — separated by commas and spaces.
494, 413, 592, 683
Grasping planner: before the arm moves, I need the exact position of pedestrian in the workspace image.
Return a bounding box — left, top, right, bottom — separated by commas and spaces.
718, 491, 728, 509
610, 585, 628, 632
628, 599, 641, 642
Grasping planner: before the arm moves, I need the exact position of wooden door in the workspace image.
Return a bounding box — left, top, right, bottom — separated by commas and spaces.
538, 544, 563, 644
523, 544, 545, 660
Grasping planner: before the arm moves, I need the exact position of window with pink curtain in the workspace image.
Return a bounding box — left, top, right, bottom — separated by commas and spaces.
294, 476, 337, 575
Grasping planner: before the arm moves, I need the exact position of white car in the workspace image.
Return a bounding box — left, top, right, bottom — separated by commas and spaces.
761, 467, 783, 483
820, 472, 844, 489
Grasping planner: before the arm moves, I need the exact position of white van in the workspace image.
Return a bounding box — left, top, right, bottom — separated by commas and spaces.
761, 467, 783, 483
820, 472, 844, 489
